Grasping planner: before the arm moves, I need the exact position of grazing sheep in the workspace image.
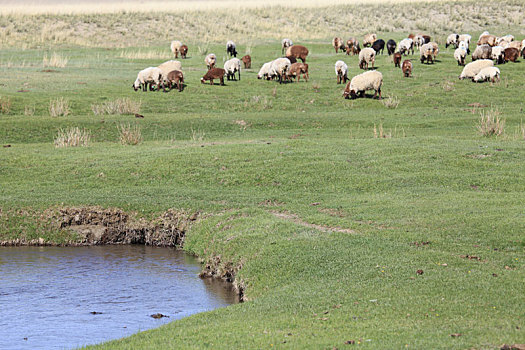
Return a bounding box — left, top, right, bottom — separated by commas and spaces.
241, 55, 251, 69
343, 70, 383, 100
226, 40, 238, 57
508, 41, 522, 51
205, 53, 216, 69
282, 38, 293, 55
269, 57, 292, 84
413, 35, 425, 50
393, 52, 402, 68
446, 34, 459, 48
358, 47, 376, 70
332, 37, 345, 53
157, 60, 182, 89
386, 39, 397, 55
477, 34, 497, 47
170, 40, 183, 58
201, 68, 225, 85
497, 34, 514, 46
422, 35, 431, 43
429, 42, 439, 59
420, 43, 434, 64
504, 47, 519, 62
402, 60, 412, 77
287, 62, 309, 82
224, 57, 241, 81
459, 59, 493, 80
371, 39, 385, 55
491, 46, 505, 64
335, 60, 348, 84
133, 67, 163, 92
479, 31, 490, 40
286, 55, 297, 64
257, 61, 273, 80
399, 38, 414, 55
286, 45, 309, 63
458, 40, 470, 55
472, 67, 500, 83
166, 70, 184, 92
458, 34, 472, 53
179, 45, 188, 59
345, 38, 361, 55
472, 45, 492, 61
454, 48, 467, 66
363, 33, 377, 47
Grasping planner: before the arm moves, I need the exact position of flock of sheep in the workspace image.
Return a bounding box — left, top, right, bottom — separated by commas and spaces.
131, 31, 524, 99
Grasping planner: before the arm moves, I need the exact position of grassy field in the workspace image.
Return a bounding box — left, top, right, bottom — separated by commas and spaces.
1, 1, 525, 348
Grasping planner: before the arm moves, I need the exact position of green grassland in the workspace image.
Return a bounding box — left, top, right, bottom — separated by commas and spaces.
1, 9, 525, 349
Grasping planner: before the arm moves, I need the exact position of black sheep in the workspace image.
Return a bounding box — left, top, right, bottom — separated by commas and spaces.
371, 39, 385, 55
386, 39, 397, 55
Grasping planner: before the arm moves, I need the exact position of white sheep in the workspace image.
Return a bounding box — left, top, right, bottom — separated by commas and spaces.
334, 60, 348, 84
472, 45, 492, 61
343, 70, 383, 99
414, 35, 425, 50
458, 40, 470, 55
170, 40, 182, 58
224, 57, 241, 81
282, 38, 293, 54
472, 66, 500, 83
133, 67, 163, 92
446, 34, 459, 48
459, 59, 494, 80
157, 60, 182, 88
399, 38, 414, 55
226, 40, 237, 57
458, 34, 471, 46
479, 31, 490, 40
491, 46, 505, 64
257, 61, 273, 80
454, 47, 467, 66
358, 47, 376, 70
508, 41, 522, 51
420, 43, 434, 64
363, 33, 377, 47
205, 53, 217, 69
269, 57, 291, 84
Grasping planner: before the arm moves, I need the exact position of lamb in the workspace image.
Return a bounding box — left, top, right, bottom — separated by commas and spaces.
458, 34, 471, 53
345, 38, 360, 55
179, 45, 188, 59
472, 45, 492, 61
332, 37, 345, 53
454, 47, 467, 66
420, 43, 434, 64
393, 52, 402, 68
132, 67, 163, 92
459, 59, 493, 80
157, 60, 182, 90
386, 39, 396, 55
458, 40, 470, 55
166, 70, 184, 92
282, 38, 293, 55
334, 60, 348, 84
472, 67, 500, 83
269, 57, 291, 84
477, 34, 497, 47
371, 39, 385, 55
343, 70, 383, 100
226, 40, 237, 57
363, 33, 377, 47
241, 55, 251, 69
224, 57, 241, 81
491, 46, 505, 64
287, 62, 308, 82
402, 60, 412, 77
205, 53, 216, 69
358, 47, 375, 70
201, 68, 225, 85
504, 47, 519, 62
286, 45, 309, 63
399, 38, 414, 55
170, 40, 183, 58
257, 61, 273, 80
446, 34, 459, 48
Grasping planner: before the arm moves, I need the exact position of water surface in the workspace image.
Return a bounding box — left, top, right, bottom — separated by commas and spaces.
0, 246, 238, 350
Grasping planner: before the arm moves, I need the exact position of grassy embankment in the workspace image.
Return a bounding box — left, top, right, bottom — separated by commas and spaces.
1, 1, 525, 348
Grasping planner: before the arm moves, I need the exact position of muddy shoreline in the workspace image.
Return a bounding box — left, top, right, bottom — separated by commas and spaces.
0, 206, 244, 300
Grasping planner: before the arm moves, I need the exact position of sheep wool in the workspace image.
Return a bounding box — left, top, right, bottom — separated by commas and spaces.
473, 67, 500, 83
459, 59, 494, 80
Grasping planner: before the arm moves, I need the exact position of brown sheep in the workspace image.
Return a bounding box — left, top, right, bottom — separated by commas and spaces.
332, 37, 345, 53
345, 38, 361, 55
287, 62, 309, 82
166, 70, 184, 92
408, 33, 415, 40
241, 55, 251, 69
393, 52, 402, 68
286, 55, 297, 64
504, 47, 519, 62
402, 60, 412, 77
421, 35, 431, 44
477, 35, 497, 47
200, 68, 225, 85
286, 45, 309, 63
180, 45, 188, 59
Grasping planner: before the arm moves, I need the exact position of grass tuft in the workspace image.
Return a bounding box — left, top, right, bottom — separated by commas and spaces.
54, 127, 91, 148
477, 108, 505, 137
380, 95, 400, 109
91, 98, 142, 115
43, 52, 68, 68
0, 96, 12, 114
117, 123, 143, 145
24, 105, 35, 116
49, 97, 70, 117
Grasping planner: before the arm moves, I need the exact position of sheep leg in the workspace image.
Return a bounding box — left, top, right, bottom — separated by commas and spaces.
238, 70, 241, 81
210, 79, 214, 85
377, 88, 382, 100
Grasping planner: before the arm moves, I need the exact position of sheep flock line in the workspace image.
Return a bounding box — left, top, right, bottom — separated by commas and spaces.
133, 33, 524, 99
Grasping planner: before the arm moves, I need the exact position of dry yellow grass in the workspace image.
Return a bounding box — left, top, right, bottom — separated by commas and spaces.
54, 127, 91, 147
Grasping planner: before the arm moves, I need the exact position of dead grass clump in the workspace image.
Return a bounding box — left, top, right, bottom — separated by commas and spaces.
119, 50, 166, 60
0, 96, 12, 114
49, 97, 70, 117
91, 98, 142, 115
380, 95, 399, 109
373, 123, 406, 138
442, 81, 455, 92
477, 108, 504, 137
24, 105, 35, 116
244, 95, 272, 110
54, 127, 91, 148
515, 120, 525, 141
117, 123, 143, 145
312, 82, 321, 92
43, 52, 68, 68
190, 128, 206, 142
